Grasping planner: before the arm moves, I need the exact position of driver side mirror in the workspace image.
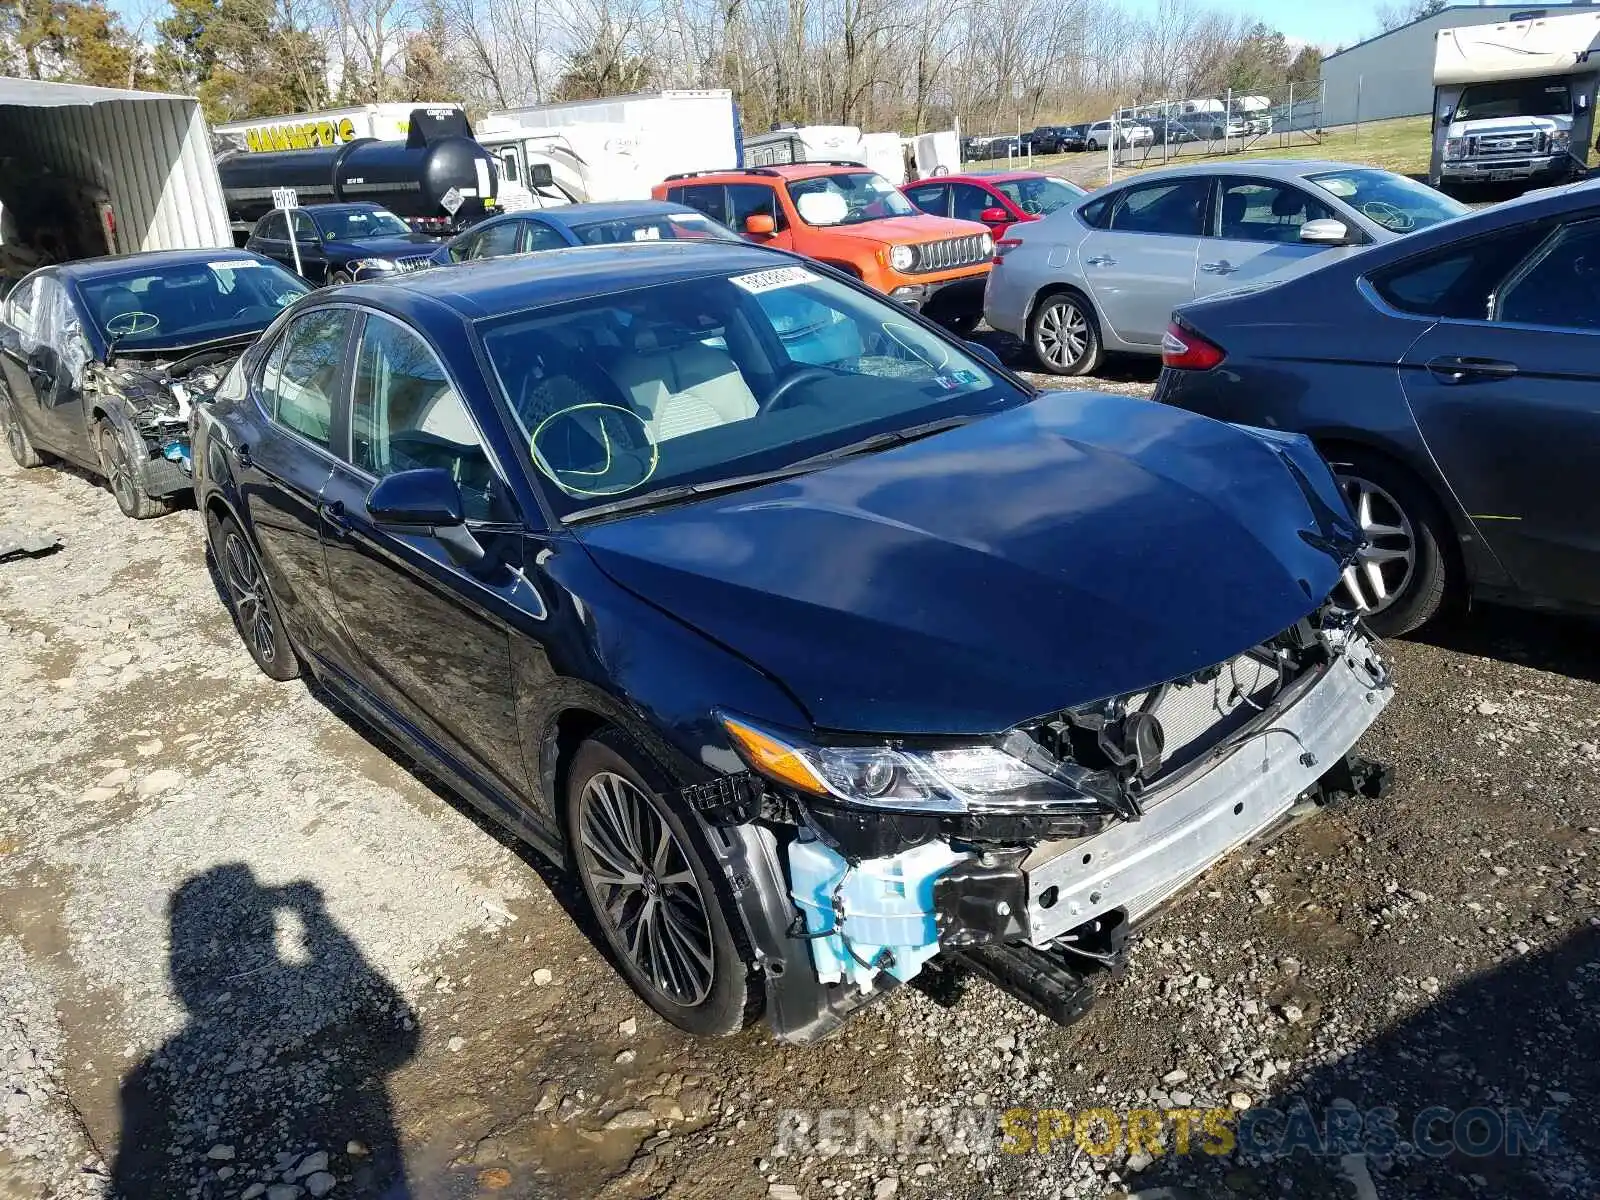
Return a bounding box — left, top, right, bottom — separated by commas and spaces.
1299, 219, 1350, 246
980, 207, 1009, 225
366, 468, 485, 569
744, 213, 776, 236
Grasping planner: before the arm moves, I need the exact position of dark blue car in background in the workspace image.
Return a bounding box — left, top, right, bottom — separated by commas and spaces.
246, 202, 439, 285
425, 200, 741, 268
192, 240, 1393, 1042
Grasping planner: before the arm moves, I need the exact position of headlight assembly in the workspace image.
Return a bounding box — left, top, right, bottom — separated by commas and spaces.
889, 244, 916, 272
1551, 130, 1573, 153
350, 257, 397, 275
978, 232, 994, 256
720, 713, 1113, 816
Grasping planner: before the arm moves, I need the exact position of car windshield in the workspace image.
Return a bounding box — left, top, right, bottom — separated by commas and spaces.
78, 259, 310, 351
313, 209, 411, 240
479, 263, 1028, 518
785, 171, 917, 227
993, 176, 1084, 215
1306, 169, 1468, 233
570, 212, 742, 245
1456, 78, 1572, 121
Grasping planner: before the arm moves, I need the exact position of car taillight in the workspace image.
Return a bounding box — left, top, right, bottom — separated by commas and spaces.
1161, 321, 1225, 370
993, 238, 1022, 265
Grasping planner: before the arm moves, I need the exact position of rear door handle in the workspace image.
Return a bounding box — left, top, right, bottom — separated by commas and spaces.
1200, 261, 1238, 275
1426, 356, 1519, 383
1085, 255, 1117, 267
321, 498, 352, 537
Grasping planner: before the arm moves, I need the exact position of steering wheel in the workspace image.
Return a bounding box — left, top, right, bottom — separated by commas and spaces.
1359, 201, 1414, 233
760, 365, 835, 414
106, 310, 160, 337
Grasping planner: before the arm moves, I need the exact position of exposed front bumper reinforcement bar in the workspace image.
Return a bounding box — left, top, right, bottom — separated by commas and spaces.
1022, 634, 1391, 946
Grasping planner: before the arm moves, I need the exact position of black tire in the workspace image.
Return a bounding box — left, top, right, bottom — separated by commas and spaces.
565, 728, 760, 1037
1028, 290, 1103, 376
95, 418, 173, 520
328, 268, 354, 286
1327, 451, 1453, 638
938, 311, 980, 337
206, 510, 300, 681
0, 380, 43, 468
1086, 138, 1100, 153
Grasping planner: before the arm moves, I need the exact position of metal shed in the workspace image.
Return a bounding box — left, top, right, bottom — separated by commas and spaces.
1321, 4, 1595, 127
0, 77, 231, 259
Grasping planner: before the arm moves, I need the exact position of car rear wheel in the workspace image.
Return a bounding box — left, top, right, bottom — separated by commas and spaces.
207, 510, 300, 681
566, 729, 760, 1037
0, 381, 43, 468
95, 419, 173, 520
1029, 292, 1103, 376
1329, 453, 1452, 637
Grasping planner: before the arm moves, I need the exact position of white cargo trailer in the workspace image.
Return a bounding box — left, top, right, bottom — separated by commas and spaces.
212, 102, 468, 153
0, 79, 231, 277
486, 90, 739, 200
1431, 9, 1600, 189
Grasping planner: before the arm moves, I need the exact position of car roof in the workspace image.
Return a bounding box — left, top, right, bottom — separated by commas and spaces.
528, 200, 712, 227
47, 248, 278, 281
1101, 159, 1381, 184
272, 202, 384, 216
942, 171, 1056, 183
670, 162, 874, 183
348, 241, 799, 320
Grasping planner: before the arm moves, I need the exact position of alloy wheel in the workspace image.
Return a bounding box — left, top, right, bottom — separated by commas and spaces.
1335, 472, 1417, 616
102, 427, 138, 514
576, 771, 715, 1007
1038, 300, 1090, 370
222, 530, 278, 665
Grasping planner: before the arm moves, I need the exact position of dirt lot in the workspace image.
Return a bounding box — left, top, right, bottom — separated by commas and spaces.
1, 362, 1597, 1200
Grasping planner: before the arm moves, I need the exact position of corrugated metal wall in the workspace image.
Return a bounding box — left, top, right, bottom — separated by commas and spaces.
0, 83, 232, 254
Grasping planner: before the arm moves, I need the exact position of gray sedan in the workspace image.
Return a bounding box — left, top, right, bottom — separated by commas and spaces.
984, 160, 1467, 375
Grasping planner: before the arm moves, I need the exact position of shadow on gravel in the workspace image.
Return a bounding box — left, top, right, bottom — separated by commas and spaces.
1409, 605, 1600, 687
111, 864, 420, 1198
1130, 926, 1599, 1199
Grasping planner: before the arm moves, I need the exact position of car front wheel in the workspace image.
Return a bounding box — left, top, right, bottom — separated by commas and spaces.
96, 419, 173, 519
207, 510, 301, 681
1330, 453, 1452, 637
566, 728, 760, 1037
1029, 291, 1103, 376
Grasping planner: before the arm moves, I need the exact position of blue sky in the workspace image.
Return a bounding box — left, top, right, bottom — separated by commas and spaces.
1121, 0, 1392, 51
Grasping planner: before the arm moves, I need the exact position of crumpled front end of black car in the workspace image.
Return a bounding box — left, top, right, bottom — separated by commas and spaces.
86, 348, 242, 486
685, 607, 1392, 1043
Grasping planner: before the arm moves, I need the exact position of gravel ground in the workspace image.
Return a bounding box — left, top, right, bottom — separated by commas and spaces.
1, 390, 1597, 1200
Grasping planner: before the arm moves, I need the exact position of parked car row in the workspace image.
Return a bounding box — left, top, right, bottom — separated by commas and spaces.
984, 155, 1600, 640
0, 210, 1398, 1047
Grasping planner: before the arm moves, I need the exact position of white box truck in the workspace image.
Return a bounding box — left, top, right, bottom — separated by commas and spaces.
212, 102, 468, 153
1431, 9, 1600, 190
484, 90, 739, 201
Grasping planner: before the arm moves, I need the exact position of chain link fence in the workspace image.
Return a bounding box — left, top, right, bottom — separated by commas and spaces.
1100, 81, 1327, 177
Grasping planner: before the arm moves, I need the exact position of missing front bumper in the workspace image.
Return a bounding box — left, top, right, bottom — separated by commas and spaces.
1023, 636, 1391, 945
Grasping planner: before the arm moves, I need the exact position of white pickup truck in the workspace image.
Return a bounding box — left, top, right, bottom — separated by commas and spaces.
1431, 9, 1600, 191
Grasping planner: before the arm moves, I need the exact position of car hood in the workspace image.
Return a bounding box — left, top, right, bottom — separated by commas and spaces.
574, 391, 1360, 736
1447, 115, 1570, 137
819, 215, 989, 247
325, 234, 436, 257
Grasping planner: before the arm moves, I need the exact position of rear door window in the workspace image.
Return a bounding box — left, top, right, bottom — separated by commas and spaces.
1368, 222, 1553, 320
259, 308, 352, 448
671, 184, 729, 225
904, 183, 949, 217
254, 212, 286, 242
1108, 179, 1209, 236
1496, 217, 1600, 330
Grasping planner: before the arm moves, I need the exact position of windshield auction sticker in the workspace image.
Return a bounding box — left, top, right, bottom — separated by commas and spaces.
730, 266, 816, 294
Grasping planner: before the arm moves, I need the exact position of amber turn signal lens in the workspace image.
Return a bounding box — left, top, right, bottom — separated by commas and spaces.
721, 717, 828, 796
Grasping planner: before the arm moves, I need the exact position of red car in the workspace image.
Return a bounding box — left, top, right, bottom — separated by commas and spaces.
903, 170, 1087, 238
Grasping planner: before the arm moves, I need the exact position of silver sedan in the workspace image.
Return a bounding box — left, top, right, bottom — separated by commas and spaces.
984, 160, 1467, 375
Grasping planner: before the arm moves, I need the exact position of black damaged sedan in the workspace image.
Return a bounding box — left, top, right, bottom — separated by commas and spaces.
0, 249, 309, 517
192, 243, 1394, 1041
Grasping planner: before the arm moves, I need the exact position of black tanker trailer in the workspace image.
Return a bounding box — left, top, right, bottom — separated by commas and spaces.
216, 108, 500, 241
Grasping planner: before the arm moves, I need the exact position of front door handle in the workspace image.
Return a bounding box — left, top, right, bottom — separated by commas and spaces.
1085, 255, 1117, 268
321, 498, 352, 537
1200, 261, 1238, 275
1426, 356, 1519, 383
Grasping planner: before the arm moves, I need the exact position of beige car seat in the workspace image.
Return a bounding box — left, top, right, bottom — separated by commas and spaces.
608, 320, 758, 442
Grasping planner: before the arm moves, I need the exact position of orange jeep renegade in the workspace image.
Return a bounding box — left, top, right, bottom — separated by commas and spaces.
653, 162, 993, 331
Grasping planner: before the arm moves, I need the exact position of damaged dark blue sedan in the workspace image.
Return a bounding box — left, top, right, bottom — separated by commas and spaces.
191, 242, 1393, 1041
